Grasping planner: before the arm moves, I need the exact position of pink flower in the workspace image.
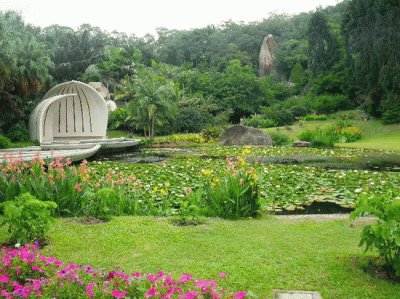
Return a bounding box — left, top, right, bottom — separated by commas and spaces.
218, 272, 227, 278
161, 288, 176, 298
75, 183, 83, 192
235, 291, 247, 299
178, 291, 198, 299
85, 289, 94, 298
31, 265, 44, 273
144, 287, 157, 297
147, 273, 157, 283
87, 282, 96, 289
1, 290, 11, 296
178, 273, 192, 284
0, 274, 10, 283
111, 289, 126, 298
195, 279, 217, 290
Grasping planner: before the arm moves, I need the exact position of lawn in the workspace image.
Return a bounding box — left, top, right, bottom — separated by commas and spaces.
2, 216, 398, 299
340, 133, 400, 151
263, 119, 400, 151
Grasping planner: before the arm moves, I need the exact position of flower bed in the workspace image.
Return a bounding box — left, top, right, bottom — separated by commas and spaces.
0, 245, 248, 298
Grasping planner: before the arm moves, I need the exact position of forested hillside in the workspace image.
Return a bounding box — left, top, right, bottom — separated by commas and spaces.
0, 0, 399, 141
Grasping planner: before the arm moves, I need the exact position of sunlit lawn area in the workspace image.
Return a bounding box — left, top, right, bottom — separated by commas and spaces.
340, 133, 400, 152
264, 119, 400, 151
1, 216, 398, 298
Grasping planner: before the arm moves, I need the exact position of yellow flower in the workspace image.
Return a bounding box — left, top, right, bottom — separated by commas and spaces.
236, 157, 246, 166
202, 169, 212, 176
242, 146, 252, 156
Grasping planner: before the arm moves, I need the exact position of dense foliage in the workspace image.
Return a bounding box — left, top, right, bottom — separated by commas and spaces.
0, 193, 56, 244
1, 0, 399, 139
3, 146, 399, 220
351, 192, 400, 277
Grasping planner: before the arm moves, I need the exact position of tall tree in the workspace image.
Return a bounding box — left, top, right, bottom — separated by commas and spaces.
307, 10, 340, 77
40, 24, 108, 82
0, 11, 53, 136
124, 67, 178, 138
342, 0, 400, 116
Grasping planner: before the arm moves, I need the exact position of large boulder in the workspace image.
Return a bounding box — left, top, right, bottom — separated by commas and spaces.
259, 34, 278, 76
220, 125, 273, 146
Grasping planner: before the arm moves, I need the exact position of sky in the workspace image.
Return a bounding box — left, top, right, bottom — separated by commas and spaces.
1, 0, 341, 37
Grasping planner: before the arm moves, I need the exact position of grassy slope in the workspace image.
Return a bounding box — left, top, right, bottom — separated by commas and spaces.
264, 120, 400, 151
3, 216, 398, 299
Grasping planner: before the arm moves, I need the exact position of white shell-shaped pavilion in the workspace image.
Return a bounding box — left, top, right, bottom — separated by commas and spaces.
30, 81, 108, 144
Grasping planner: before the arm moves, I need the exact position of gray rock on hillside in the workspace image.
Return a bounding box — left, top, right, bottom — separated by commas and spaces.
259, 34, 278, 76
220, 125, 273, 146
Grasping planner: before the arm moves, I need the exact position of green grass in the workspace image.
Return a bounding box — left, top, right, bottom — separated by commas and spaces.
2, 216, 398, 298
340, 133, 400, 151
107, 130, 133, 138
263, 120, 400, 151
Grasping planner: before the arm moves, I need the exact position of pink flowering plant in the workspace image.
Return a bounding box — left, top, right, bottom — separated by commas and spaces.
0, 244, 252, 298
0, 155, 138, 218
0, 155, 89, 216
187, 156, 261, 219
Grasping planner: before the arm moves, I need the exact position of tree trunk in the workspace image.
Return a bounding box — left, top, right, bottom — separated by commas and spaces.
151, 116, 155, 139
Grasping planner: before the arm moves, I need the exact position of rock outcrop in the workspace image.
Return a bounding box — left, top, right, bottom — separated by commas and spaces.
259, 34, 278, 76
88, 82, 117, 112
88, 82, 111, 100
220, 125, 273, 146
292, 140, 311, 148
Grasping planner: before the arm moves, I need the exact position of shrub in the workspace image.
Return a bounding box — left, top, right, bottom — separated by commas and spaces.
381, 94, 400, 124
0, 193, 57, 244
173, 106, 212, 133
108, 107, 129, 130
307, 94, 350, 114
298, 122, 362, 147
309, 72, 347, 95
0, 134, 12, 149
265, 108, 296, 126
6, 122, 29, 142
310, 134, 336, 148
289, 62, 308, 84
243, 116, 277, 128
337, 126, 362, 143
330, 110, 364, 120
351, 192, 400, 277
173, 189, 205, 225
269, 131, 290, 145
290, 105, 310, 117
81, 188, 123, 221
298, 127, 335, 148
157, 133, 206, 144
301, 114, 328, 121
201, 126, 223, 142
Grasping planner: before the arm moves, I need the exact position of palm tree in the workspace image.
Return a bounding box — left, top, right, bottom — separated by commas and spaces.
125, 69, 178, 138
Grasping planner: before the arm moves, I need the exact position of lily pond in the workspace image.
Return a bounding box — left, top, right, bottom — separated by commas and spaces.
93, 145, 400, 214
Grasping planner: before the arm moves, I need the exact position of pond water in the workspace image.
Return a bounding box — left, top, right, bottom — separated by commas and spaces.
91, 145, 400, 215
95, 146, 400, 172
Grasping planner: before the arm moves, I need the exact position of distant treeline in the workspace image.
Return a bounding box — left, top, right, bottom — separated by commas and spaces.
0, 0, 399, 140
